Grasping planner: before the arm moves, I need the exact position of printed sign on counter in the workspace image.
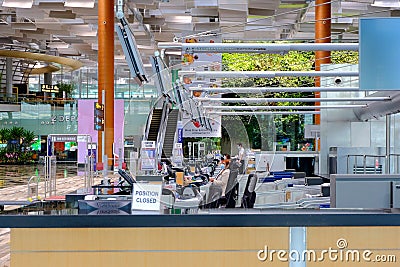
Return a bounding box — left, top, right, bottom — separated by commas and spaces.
131, 184, 162, 211
140, 141, 156, 171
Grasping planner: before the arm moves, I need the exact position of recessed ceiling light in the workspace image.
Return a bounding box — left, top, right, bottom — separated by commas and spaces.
2, 0, 33, 8
64, 0, 95, 8
372, 0, 400, 7
48, 42, 70, 49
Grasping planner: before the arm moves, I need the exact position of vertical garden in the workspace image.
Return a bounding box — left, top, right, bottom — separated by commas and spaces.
221, 49, 358, 151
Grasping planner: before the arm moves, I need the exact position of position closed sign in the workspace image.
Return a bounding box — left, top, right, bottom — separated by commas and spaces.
131, 184, 162, 211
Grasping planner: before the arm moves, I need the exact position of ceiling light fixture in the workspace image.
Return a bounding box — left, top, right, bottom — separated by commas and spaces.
372, 0, 400, 7
64, 0, 95, 8
2, 0, 33, 8
48, 42, 70, 49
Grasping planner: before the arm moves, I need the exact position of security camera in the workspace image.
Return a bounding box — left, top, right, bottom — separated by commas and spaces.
334, 77, 342, 85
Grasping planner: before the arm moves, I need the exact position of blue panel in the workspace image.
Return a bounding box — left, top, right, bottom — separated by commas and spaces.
289, 227, 307, 267
360, 18, 400, 90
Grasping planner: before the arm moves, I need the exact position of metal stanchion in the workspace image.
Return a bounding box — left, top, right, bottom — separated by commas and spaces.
44, 155, 57, 197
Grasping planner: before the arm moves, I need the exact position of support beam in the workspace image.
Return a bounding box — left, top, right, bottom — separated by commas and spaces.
43, 72, 52, 85
98, 0, 114, 167
197, 97, 389, 103
204, 105, 367, 110
181, 71, 358, 78
315, 0, 332, 126
213, 111, 320, 115
158, 42, 359, 53
354, 92, 400, 121
6, 58, 12, 99
386, 114, 391, 174
190, 87, 360, 93
44, 71, 52, 100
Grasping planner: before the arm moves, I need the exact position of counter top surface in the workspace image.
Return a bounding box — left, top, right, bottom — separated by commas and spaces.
1, 208, 399, 228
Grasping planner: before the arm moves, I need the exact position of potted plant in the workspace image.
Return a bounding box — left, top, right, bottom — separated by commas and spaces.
56, 82, 75, 99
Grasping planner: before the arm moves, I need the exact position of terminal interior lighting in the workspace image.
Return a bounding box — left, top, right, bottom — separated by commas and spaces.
2, 0, 32, 8
64, 0, 95, 8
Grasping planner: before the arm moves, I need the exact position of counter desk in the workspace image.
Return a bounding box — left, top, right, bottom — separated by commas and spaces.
4, 209, 400, 267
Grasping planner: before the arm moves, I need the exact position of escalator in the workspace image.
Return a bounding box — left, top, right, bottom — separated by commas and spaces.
147, 109, 163, 142
162, 109, 179, 160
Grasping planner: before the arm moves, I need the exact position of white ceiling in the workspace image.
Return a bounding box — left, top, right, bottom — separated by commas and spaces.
0, 0, 399, 75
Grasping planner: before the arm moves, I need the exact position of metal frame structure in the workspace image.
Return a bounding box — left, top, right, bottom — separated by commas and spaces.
180, 70, 358, 78
213, 111, 320, 115
46, 134, 94, 194
204, 105, 367, 110
189, 87, 361, 93
197, 97, 390, 103
158, 42, 359, 53
116, 15, 148, 85
44, 155, 57, 198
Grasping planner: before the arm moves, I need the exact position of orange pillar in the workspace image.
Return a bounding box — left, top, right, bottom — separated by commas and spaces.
98, 0, 114, 167
315, 0, 331, 150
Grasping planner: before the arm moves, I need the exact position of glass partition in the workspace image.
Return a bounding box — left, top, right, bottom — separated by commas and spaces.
0, 101, 78, 135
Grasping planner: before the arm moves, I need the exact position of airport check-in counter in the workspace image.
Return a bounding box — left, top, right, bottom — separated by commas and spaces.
255, 151, 318, 177
331, 174, 400, 208
6, 209, 400, 267
135, 175, 164, 183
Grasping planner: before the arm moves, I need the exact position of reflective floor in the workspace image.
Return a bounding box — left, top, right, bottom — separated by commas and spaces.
0, 163, 80, 188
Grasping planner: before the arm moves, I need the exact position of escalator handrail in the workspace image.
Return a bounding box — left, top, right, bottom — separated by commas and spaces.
155, 101, 170, 161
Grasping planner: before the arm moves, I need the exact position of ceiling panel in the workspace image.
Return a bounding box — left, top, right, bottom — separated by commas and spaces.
249, 0, 279, 10
0, 0, 397, 72
38, 2, 65, 10
248, 8, 275, 16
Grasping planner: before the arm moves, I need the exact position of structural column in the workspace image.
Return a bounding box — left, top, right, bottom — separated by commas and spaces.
44, 71, 52, 100
98, 0, 115, 167
44, 72, 52, 85
386, 115, 391, 174
6, 58, 13, 99
315, 0, 331, 150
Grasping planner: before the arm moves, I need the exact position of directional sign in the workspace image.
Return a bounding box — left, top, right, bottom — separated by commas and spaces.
94, 102, 105, 131
51, 135, 77, 142
95, 102, 104, 111
41, 84, 59, 93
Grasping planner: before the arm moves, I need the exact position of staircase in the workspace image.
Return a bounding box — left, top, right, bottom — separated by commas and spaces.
147, 108, 163, 142
0, 45, 37, 99
0, 55, 33, 110
162, 109, 179, 160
